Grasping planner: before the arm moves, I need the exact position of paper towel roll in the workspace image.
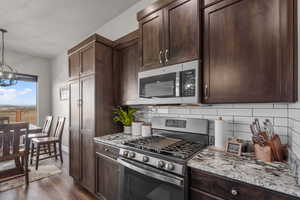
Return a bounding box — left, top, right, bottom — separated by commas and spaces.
215, 117, 227, 149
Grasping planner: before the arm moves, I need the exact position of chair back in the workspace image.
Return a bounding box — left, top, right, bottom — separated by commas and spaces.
0, 117, 9, 124
0, 123, 29, 162
42, 116, 53, 135
52, 117, 66, 141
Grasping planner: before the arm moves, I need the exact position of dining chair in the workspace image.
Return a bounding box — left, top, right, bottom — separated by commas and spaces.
0, 123, 30, 186
28, 116, 53, 139
28, 116, 53, 163
31, 117, 66, 170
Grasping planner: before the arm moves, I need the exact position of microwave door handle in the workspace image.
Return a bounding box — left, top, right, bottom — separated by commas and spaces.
118, 158, 184, 187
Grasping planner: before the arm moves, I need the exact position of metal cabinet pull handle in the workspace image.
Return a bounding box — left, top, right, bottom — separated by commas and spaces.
204, 84, 209, 100
231, 189, 238, 196
159, 50, 163, 64
165, 49, 169, 63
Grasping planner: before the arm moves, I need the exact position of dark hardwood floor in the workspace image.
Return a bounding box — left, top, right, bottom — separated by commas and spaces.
0, 152, 96, 200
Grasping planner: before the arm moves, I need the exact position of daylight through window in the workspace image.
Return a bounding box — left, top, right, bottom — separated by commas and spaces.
0, 73, 38, 125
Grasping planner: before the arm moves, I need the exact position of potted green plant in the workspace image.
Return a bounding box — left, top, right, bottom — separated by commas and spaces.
113, 106, 137, 134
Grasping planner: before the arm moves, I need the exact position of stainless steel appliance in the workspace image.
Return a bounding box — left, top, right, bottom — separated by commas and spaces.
118, 117, 209, 200
138, 60, 199, 105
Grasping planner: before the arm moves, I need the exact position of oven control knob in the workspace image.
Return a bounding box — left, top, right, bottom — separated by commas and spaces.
129, 152, 136, 158
167, 163, 175, 171
142, 156, 149, 162
123, 151, 129, 157
158, 161, 165, 168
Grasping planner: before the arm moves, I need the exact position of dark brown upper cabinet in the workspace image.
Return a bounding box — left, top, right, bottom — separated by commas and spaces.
114, 31, 139, 105
139, 10, 164, 71
68, 34, 114, 79
69, 51, 80, 79
80, 44, 95, 75
138, 0, 199, 71
203, 0, 297, 103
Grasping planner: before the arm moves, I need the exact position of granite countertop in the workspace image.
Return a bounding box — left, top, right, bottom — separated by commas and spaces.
188, 148, 300, 198
94, 132, 143, 147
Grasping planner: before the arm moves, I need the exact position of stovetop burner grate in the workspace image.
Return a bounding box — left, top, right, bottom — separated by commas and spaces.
124, 136, 205, 159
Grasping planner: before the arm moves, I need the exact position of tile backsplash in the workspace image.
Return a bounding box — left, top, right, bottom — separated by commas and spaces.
134, 103, 300, 179
135, 103, 289, 144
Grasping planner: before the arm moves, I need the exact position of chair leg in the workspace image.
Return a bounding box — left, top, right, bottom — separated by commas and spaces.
48, 144, 51, 156
36, 144, 41, 170
30, 143, 34, 165
53, 143, 58, 160
59, 142, 63, 163
25, 155, 29, 186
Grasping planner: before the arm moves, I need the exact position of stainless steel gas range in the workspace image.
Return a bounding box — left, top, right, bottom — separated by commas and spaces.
118, 117, 209, 200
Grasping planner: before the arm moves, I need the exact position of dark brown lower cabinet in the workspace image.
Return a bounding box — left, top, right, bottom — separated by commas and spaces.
190, 188, 223, 200
190, 168, 299, 200
95, 142, 120, 200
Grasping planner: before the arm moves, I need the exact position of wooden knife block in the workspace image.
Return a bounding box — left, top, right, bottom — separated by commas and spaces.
254, 134, 284, 162
254, 144, 273, 162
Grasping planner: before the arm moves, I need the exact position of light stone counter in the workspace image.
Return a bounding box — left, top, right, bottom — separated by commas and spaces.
188, 148, 300, 198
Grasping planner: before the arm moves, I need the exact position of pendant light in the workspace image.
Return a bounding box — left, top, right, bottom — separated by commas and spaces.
0, 29, 17, 87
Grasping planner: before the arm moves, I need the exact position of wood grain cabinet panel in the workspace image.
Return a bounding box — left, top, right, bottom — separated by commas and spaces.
69, 80, 81, 182
81, 44, 95, 75
139, 10, 164, 71
138, 0, 200, 71
79, 75, 95, 192
190, 188, 223, 200
95, 154, 120, 200
68, 34, 115, 195
69, 51, 80, 78
95, 143, 120, 200
203, 0, 297, 103
164, 0, 199, 65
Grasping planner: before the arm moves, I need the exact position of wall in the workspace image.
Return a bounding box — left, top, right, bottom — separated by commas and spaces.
51, 0, 156, 149
51, 53, 69, 149
4, 49, 52, 126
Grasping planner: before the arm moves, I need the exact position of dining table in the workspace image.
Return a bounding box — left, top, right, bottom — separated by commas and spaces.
28, 124, 43, 134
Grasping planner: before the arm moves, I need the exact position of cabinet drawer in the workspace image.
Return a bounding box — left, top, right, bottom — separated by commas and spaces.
203, 0, 224, 7
190, 187, 223, 200
95, 142, 119, 160
190, 169, 297, 200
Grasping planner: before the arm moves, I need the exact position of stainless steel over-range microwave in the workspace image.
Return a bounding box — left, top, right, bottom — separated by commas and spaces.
138, 60, 199, 105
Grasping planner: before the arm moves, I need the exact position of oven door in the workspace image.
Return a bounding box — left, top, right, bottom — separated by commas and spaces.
118, 158, 185, 200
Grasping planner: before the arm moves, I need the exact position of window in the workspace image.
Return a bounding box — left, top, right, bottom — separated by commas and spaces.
0, 73, 38, 125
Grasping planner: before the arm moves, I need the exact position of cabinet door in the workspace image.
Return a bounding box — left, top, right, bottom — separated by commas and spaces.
119, 40, 139, 104
95, 154, 120, 200
164, 0, 199, 65
69, 52, 80, 78
139, 10, 164, 71
69, 80, 81, 181
190, 188, 224, 200
80, 75, 95, 193
203, 0, 297, 103
81, 44, 95, 75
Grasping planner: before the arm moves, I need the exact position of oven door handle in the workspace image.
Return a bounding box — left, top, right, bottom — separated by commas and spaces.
118, 158, 184, 187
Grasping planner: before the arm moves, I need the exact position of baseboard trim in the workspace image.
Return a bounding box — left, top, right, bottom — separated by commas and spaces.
62, 145, 69, 153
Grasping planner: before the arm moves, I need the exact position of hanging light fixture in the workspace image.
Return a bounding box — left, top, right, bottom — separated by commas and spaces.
0, 29, 17, 87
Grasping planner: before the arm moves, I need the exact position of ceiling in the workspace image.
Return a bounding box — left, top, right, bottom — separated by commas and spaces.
0, 0, 140, 58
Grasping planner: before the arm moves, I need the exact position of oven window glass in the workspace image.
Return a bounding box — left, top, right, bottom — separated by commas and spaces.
140, 73, 177, 98
121, 167, 184, 200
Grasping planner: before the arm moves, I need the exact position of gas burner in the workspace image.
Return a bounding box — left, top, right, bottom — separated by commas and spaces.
119, 117, 209, 176
123, 135, 206, 159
